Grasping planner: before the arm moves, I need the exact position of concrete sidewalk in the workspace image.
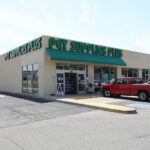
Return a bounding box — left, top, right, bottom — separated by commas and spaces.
55, 96, 137, 114
19, 93, 137, 114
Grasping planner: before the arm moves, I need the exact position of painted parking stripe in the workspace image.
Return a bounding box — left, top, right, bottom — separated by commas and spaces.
127, 104, 150, 109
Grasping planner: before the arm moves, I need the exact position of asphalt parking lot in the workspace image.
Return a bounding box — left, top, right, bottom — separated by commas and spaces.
1, 94, 150, 150
0, 94, 94, 129
1, 94, 150, 129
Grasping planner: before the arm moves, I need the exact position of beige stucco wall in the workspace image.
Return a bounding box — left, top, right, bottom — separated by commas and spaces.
0, 35, 150, 96
0, 36, 46, 96
122, 50, 150, 69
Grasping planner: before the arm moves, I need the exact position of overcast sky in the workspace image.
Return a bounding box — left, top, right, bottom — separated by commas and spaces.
0, 0, 150, 55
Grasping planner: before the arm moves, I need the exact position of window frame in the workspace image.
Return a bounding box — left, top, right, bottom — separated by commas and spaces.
22, 64, 39, 94
122, 68, 139, 77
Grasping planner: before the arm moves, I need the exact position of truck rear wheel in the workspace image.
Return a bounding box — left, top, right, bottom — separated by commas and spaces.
138, 91, 148, 101
103, 89, 111, 97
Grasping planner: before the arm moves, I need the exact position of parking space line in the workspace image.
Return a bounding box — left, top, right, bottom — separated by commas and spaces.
127, 104, 150, 109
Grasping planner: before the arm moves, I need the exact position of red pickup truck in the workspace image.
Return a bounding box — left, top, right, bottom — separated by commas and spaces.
102, 77, 150, 101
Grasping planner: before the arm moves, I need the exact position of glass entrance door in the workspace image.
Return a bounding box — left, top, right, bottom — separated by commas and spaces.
65, 73, 77, 94
78, 74, 85, 93
56, 64, 86, 95
57, 73, 64, 95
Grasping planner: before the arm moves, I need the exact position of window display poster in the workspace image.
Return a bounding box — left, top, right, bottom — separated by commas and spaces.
111, 74, 116, 78
89, 76, 93, 81
52, 75, 56, 81
57, 84, 64, 91
103, 73, 108, 83
94, 73, 100, 80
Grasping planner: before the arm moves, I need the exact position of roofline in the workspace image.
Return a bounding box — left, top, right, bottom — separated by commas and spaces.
1, 34, 150, 56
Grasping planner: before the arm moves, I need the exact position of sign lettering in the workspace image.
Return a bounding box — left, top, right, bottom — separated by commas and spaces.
5, 38, 42, 60
49, 38, 123, 58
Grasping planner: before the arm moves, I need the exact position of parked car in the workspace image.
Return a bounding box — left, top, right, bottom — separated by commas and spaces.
102, 77, 150, 101
144, 81, 150, 84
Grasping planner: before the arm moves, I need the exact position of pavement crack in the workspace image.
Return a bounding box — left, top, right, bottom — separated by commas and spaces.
3, 135, 25, 150
135, 134, 150, 139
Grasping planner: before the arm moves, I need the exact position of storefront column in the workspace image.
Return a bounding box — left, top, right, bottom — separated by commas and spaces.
139, 69, 142, 78
117, 67, 122, 78
88, 64, 94, 92
38, 62, 45, 96
39, 61, 57, 96
43, 61, 57, 96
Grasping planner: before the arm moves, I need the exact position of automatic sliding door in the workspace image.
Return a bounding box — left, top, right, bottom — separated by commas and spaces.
78, 74, 85, 92
57, 73, 64, 94
65, 73, 77, 94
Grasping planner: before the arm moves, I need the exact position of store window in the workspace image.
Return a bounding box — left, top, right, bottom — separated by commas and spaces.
57, 73, 64, 92
94, 67, 102, 81
78, 74, 85, 91
122, 68, 128, 77
142, 69, 150, 82
94, 66, 117, 90
22, 64, 39, 94
86, 65, 88, 77
57, 74, 64, 83
78, 65, 85, 71
22, 66, 28, 93
103, 68, 109, 83
133, 69, 138, 77
33, 64, 39, 94
122, 68, 139, 77
56, 64, 64, 70
64, 64, 78, 70
27, 65, 33, 93
56, 63, 86, 71
128, 68, 132, 77
94, 67, 102, 92
109, 68, 117, 81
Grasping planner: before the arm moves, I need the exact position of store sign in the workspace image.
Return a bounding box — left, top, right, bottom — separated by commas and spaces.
5, 38, 42, 60
49, 37, 123, 58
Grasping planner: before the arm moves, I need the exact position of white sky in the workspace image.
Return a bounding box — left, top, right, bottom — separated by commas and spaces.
0, 0, 150, 55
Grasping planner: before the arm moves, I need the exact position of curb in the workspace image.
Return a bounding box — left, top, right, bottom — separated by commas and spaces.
0, 91, 137, 114
83, 103, 137, 114
0, 91, 55, 103
71, 95, 103, 100
57, 100, 137, 114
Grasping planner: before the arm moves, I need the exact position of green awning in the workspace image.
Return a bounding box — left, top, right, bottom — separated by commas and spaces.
46, 49, 126, 66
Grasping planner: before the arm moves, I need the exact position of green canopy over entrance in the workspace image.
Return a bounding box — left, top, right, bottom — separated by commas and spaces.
46, 49, 126, 66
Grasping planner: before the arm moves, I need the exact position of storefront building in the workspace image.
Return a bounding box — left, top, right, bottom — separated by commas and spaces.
0, 35, 150, 96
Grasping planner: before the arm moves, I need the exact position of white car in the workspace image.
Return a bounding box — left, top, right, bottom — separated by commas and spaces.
144, 81, 150, 84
